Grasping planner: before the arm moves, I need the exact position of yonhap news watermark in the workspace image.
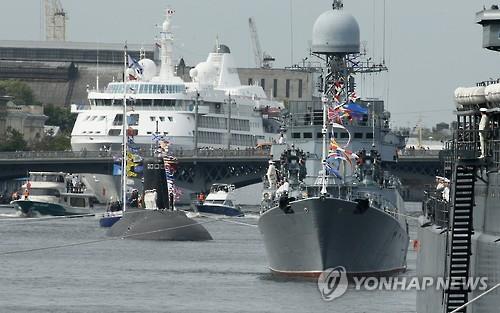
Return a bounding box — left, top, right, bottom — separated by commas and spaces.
318, 266, 489, 301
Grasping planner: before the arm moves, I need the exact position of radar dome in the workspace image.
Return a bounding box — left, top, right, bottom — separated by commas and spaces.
190, 61, 217, 84
139, 58, 157, 81
312, 8, 360, 54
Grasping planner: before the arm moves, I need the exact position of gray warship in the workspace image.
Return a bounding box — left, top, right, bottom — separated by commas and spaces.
258, 1, 409, 277
416, 6, 500, 313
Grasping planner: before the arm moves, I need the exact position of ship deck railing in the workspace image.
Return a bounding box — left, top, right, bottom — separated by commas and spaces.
422, 190, 449, 228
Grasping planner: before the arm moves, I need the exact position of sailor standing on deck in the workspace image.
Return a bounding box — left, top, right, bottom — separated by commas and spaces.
479, 108, 490, 158
266, 160, 278, 189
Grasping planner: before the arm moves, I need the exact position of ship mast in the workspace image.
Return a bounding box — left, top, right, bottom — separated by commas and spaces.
122, 46, 128, 211
159, 8, 176, 81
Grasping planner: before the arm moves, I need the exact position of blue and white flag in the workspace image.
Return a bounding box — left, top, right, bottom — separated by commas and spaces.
151, 133, 164, 142
127, 55, 144, 75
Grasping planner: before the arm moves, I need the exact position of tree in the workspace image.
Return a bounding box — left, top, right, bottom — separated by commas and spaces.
0, 128, 28, 152
44, 104, 76, 134
31, 134, 71, 151
0, 80, 38, 105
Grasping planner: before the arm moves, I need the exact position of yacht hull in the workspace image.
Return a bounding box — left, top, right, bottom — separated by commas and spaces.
12, 200, 92, 217
258, 197, 409, 277
196, 204, 244, 217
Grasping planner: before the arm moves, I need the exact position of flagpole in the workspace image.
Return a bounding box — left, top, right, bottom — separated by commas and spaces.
122, 44, 128, 212
321, 66, 328, 196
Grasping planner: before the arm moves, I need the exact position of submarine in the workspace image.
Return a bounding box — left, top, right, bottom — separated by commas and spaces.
107, 157, 213, 241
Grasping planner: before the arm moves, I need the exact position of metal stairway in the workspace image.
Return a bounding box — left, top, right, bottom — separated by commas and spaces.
444, 163, 476, 313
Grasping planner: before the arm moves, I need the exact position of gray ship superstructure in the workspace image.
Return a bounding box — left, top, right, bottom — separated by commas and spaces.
417, 7, 500, 313
258, 1, 409, 277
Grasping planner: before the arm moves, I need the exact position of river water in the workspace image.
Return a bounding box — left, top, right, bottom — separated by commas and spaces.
0, 202, 421, 313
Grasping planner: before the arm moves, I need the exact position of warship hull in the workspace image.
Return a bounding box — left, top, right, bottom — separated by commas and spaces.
258, 197, 409, 277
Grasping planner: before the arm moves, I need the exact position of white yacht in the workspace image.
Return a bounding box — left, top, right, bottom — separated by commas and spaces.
11, 172, 98, 217
71, 10, 283, 152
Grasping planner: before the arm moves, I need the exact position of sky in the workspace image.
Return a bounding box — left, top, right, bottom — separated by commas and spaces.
0, 0, 499, 128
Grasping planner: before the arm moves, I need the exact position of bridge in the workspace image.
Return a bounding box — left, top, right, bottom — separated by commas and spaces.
0, 149, 270, 192
0, 148, 442, 201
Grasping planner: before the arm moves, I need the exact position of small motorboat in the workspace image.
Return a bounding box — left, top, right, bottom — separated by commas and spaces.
196, 184, 244, 217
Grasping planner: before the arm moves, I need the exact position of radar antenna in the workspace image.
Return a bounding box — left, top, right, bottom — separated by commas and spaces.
332, 0, 344, 10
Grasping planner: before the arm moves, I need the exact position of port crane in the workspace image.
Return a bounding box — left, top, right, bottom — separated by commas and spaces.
248, 17, 275, 68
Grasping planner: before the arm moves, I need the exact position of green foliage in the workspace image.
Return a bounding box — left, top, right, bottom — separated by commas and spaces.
44, 104, 76, 134
0, 128, 28, 152
0, 80, 38, 105
31, 134, 71, 151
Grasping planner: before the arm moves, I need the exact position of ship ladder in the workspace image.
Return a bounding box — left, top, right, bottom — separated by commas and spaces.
444, 163, 476, 313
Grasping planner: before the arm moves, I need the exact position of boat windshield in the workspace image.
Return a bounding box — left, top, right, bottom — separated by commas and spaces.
207, 200, 225, 205
30, 174, 65, 183
29, 188, 60, 197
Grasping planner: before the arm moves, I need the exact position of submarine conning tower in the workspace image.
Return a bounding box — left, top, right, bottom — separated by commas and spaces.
477, 5, 500, 51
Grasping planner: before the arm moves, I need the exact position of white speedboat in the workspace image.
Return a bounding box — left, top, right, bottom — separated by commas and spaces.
11, 172, 98, 217
196, 184, 243, 217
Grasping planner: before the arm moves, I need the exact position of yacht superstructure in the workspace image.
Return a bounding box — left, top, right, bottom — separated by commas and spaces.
71, 10, 282, 152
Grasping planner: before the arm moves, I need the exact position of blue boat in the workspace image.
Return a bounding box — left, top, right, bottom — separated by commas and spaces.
98, 210, 123, 227
196, 184, 244, 217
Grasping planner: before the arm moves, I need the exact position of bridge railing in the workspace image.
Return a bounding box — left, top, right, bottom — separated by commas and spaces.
0, 148, 271, 160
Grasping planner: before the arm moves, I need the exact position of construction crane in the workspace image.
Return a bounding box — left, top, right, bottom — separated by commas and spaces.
248, 17, 275, 68
44, 0, 68, 41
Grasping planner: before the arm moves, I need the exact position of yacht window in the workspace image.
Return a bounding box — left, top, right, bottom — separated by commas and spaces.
210, 200, 225, 204
292, 132, 300, 139
95, 131, 101, 134
159, 116, 165, 122
89, 116, 97, 121
139, 84, 146, 93
88, 131, 93, 134
84, 116, 90, 121
163, 132, 168, 135
150, 116, 155, 121
303, 132, 312, 139
70, 197, 86, 208
29, 188, 60, 196
366, 133, 374, 139
340, 132, 349, 139
147, 131, 152, 134
128, 114, 139, 126
354, 132, 363, 139
82, 131, 87, 134
168, 117, 173, 122
317, 133, 323, 138
153, 84, 158, 93
108, 129, 121, 136
98, 116, 105, 121
113, 114, 123, 126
